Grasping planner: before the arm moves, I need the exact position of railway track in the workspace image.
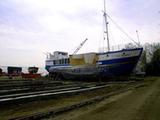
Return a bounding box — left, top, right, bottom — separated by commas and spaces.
0, 83, 86, 95
0, 81, 138, 105
8, 82, 145, 120
0, 79, 63, 90
0, 79, 144, 119
0, 83, 111, 105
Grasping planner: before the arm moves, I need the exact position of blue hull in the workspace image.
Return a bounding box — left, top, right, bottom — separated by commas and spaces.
47, 48, 143, 80
49, 57, 140, 80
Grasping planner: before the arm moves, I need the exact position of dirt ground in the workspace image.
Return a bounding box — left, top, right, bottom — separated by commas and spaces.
53, 77, 160, 120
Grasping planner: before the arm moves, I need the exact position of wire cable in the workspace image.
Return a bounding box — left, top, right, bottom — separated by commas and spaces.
106, 13, 140, 46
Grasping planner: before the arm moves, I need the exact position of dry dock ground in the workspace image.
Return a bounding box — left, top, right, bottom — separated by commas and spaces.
0, 77, 160, 120
53, 77, 160, 120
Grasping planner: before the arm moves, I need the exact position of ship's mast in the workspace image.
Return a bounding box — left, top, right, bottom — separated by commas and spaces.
136, 30, 141, 46
103, 0, 110, 51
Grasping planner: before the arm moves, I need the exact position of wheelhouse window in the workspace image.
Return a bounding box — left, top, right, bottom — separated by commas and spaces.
59, 59, 62, 64
51, 58, 69, 65
106, 54, 109, 57
53, 60, 55, 65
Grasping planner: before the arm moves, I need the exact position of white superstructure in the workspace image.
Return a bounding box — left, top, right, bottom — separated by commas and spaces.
46, 51, 69, 67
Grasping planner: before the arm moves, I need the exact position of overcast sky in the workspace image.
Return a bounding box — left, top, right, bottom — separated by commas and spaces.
0, 0, 159, 67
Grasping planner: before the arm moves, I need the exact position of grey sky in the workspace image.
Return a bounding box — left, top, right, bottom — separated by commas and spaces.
0, 0, 159, 67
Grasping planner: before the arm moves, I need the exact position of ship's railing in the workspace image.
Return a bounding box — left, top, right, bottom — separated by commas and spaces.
46, 53, 54, 59
98, 43, 138, 52
46, 52, 69, 60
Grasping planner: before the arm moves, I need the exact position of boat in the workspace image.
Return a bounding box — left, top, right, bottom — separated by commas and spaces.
45, 0, 143, 80
28, 67, 39, 74
21, 67, 41, 79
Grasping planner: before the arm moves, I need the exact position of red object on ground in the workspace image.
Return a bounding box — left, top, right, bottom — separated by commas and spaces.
22, 73, 41, 79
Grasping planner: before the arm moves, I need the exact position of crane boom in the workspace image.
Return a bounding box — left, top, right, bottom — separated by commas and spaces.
73, 38, 88, 54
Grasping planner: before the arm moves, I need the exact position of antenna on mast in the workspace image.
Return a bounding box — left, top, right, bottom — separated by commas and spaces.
103, 0, 110, 52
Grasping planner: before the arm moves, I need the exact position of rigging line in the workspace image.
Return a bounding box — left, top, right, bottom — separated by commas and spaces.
105, 13, 140, 46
